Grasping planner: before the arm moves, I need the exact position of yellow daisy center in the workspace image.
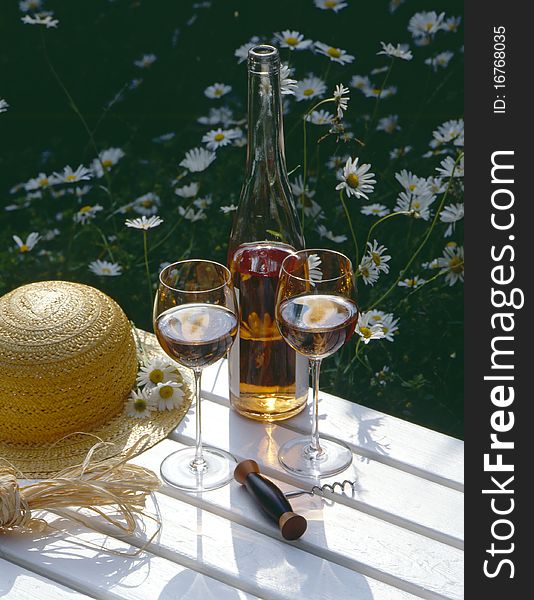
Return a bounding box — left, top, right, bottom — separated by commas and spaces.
19, 244, 29, 253
372, 88, 381, 95
372, 315, 382, 321
149, 368, 165, 384
214, 133, 225, 142
383, 326, 389, 334
159, 385, 174, 399
102, 159, 113, 168
65, 174, 77, 182
449, 256, 464, 273
371, 252, 381, 266
214, 89, 223, 96
38, 178, 49, 186
102, 267, 111, 274
408, 184, 416, 191
303, 88, 314, 96
80, 205, 92, 213
325, 0, 337, 7
446, 241, 457, 248
133, 398, 148, 412
360, 266, 369, 277
346, 173, 360, 188
327, 47, 342, 59
413, 201, 421, 209
425, 22, 434, 31
141, 200, 153, 207
286, 36, 299, 46
360, 326, 372, 338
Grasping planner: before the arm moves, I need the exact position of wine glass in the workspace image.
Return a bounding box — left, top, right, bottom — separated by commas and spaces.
275, 249, 359, 478
154, 259, 239, 492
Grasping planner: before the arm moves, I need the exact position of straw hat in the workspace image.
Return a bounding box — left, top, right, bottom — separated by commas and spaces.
0, 281, 192, 478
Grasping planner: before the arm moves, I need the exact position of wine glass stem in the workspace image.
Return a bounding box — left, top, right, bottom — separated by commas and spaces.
192, 368, 207, 472
309, 358, 324, 459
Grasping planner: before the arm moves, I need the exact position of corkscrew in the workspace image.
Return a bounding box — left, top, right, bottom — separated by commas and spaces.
234, 460, 358, 541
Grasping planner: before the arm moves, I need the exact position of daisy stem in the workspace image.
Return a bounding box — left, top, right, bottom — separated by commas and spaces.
143, 231, 153, 308
368, 152, 463, 310
343, 336, 371, 375
365, 58, 394, 142
94, 224, 115, 262
339, 190, 359, 268
40, 32, 115, 203
357, 211, 410, 279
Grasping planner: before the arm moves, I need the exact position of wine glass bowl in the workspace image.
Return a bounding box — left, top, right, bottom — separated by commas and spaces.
275, 249, 358, 478
154, 260, 238, 492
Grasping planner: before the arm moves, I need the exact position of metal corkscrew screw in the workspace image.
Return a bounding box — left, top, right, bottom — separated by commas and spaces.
285, 479, 358, 499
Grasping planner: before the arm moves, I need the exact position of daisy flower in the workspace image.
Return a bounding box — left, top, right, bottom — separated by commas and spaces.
350, 75, 371, 90
152, 132, 175, 143
389, 0, 405, 12
125, 215, 163, 230
137, 357, 181, 389
377, 42, 413, 61
220, 204, 238, 214
132, 192, 161, 216
197, 107, 234, 126
408, 11, 445, 39
0, 99, 9, 113
358, 257, 380, 286
19, 0, 43, 11
326, 154, 350, 170
290, 175, 315, 199
317, 224, 347, 243
314, 0, 348, 12
180, 147, 216, 172
333, 83, 349, 118
54, 164, 93, 184
314, 42, 355, 65
377, 114, 400, 134
126, 389, 156, 419
361, 203, 390, 217
175, 182, 200, 198
88, 259, 122, 277
436, 155, 464, 178
356, 311, 386, 344
366, 240, 391, 273
178, 206, 206, 222
371, 66, 389, 75
234, 37, 260, 63
193, 195, 213, 210
204, 83, 232, 99
380, 313, 399, 341
362, 85, 397, 99
13, 232, 40, 253
432, 118, 464, 146
274, 30, 312, 51
442, 16, 462, 33
25, 172, 58, 191
398, 275, 426, 289
395, 170, 431, 195
306, 109, 334, 125
394, 191, 436, 220
434, 245, 464, 286
92, 147, 125, 177
202, 127, 242, 151
294, 75, 327, 101
280, 64, 297, 96
426, 176, 446, 195
134, 53, 157, 68
71, 184, 92, 198
21, 13, 58, 28
335, 157, 376, 199
73, 204, 103, 225
425, 51, 454, 71
150, 381, 185, 411
389, 146, 412, 160
440, 203, 464, 237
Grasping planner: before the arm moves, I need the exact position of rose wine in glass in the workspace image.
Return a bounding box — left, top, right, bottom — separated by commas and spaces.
275, 249, 359, 478
154, 260, 238, 492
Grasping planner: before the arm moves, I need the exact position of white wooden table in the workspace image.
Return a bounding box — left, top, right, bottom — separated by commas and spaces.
0, 359, 464, 599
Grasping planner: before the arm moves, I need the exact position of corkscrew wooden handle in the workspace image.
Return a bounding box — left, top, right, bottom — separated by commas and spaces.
234, 460, 307, 540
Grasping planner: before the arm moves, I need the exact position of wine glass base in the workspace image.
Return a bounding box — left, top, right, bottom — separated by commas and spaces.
278, 437, 352, 478
160, 446, 237, 492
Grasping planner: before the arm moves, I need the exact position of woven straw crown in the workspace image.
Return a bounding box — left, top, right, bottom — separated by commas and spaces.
0, 281, 138, 444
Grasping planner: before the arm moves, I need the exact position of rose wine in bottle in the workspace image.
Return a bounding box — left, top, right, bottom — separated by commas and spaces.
228, 45, 308, 421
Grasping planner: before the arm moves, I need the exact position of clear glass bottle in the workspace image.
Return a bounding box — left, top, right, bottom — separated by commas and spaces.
227, 44, 308, 421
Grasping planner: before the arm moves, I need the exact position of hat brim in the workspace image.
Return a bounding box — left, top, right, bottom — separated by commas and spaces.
0, 330, 193, 479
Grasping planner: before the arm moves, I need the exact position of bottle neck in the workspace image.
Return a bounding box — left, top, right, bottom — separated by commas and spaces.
245, 65, 287, 178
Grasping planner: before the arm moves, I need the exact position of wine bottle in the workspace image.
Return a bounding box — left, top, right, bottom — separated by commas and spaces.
228, 44, 308, 421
